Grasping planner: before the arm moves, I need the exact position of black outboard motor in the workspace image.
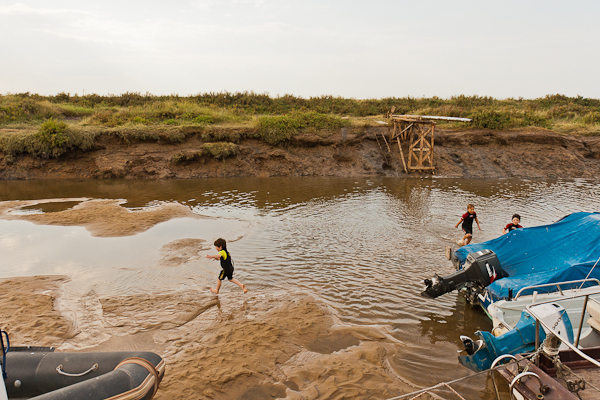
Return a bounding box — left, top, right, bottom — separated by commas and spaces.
421, 249, 508, 299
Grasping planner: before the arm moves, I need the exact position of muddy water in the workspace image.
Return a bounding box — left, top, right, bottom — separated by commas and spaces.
1, 177, 599, 398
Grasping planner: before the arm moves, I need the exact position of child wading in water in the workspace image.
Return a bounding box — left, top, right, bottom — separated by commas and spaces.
455, 203, 481, 246
206, 238, 248, 294
502, 214, 523, 234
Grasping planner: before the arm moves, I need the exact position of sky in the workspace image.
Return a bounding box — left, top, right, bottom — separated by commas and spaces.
1, 1, 599, 99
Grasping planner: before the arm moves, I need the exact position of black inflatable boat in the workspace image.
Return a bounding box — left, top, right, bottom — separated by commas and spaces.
1, 332, 165, 400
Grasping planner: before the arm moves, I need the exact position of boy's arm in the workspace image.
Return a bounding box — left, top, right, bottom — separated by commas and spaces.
206, 254, 222, 260
476, 217, 481, 230
455, 218, 463, 228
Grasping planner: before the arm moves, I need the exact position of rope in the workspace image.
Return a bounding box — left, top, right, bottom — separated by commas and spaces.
408, 389, 444, 399
0, 330, 9, 380
56, 363, 98, 377
114, 357, 160, 399
406, 384, 463, 400
389, 352, 570, 400
442, 383, 467, 400
391, 258, 600, 400
386, 360, 525, 400
553, 355, 585, 395
519, 341, 600, 398
567, 368, 600, 393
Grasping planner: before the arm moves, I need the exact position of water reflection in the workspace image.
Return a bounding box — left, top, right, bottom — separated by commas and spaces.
418, 296, 492, 346
1, 177, 599, 398
13, 200, 84, 214
2, 177, 599, 323
0, 217, 248, 297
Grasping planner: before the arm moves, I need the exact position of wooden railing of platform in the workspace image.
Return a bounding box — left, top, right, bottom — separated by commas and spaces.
386, 113, 472, 173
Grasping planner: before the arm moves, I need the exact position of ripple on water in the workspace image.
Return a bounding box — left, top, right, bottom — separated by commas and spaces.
2, 177, 600, 397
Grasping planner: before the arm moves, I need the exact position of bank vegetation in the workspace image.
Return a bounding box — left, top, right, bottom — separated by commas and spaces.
1, 92, 600, 161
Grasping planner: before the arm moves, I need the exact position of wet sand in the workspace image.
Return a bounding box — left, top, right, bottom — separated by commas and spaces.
0, 200, 415, 399
0, 198, 206, 237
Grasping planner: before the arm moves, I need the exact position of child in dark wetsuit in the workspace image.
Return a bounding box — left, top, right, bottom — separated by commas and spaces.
206, 238, 248, 295
502, 214, 523, 234
455, 203, 481, 246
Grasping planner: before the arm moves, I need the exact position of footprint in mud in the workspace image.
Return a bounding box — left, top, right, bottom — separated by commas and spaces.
100, 291, 219, 333
305, 333, 360, 354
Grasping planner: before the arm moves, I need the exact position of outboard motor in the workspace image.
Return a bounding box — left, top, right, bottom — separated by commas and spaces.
458, 302, 574, 372
421, 249, 508, 299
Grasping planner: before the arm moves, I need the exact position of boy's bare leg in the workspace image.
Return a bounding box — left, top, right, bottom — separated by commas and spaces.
230, 278, 248, 293
210, 280, 222, 294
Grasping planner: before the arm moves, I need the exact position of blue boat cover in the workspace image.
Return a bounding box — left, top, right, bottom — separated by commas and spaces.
454, 212, 600, 300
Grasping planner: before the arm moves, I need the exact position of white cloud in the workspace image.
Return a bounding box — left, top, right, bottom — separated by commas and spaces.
192, 0, 268, 9
0, 2, 90, 16
35, 29, 118, 45
230, 0, 267, 7
190, 0, 216, 10
1, 0, 599, 98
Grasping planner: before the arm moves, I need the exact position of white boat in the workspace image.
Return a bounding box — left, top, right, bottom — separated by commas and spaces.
492, 293, 600, 400
459, 288, 600, 372
394, 291, 600, 399
488, 279, 600, 336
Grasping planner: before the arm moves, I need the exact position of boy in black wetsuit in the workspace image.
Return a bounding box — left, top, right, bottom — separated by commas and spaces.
502, 214, 523, 234
206, 238, 248, 294
455, 203, 481, 246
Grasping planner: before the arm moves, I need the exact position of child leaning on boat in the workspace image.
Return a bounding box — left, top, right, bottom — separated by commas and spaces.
502, 214, 523, 234
455, 203, 481, 246
206, 238, 248, 295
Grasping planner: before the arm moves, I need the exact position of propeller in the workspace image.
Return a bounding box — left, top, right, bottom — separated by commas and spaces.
459, 335, 483, 355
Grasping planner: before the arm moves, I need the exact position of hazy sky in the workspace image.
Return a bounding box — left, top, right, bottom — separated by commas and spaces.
1, 1, 599, 99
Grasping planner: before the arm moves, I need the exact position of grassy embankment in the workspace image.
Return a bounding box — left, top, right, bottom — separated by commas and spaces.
1, 92, 600, 163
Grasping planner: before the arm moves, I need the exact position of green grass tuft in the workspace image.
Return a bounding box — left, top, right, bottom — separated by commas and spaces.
3, 92, 600, 139
201, 142, 239, 159
36, 118, 71, 157
256, 111, 350, 144
171, 150, 203, 164
201, 130, 242, 143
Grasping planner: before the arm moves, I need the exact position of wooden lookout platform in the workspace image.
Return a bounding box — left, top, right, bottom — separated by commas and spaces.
379, 111, 472, 173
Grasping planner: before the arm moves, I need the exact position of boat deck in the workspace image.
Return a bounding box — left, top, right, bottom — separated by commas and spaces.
566, 368, 600, 400
497, 354, 600, 400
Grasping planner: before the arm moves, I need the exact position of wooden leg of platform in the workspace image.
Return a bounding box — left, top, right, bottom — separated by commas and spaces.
397, 138, 408, 173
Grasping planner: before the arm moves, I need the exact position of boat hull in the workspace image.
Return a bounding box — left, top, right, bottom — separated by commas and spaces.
5, 350, 165, 400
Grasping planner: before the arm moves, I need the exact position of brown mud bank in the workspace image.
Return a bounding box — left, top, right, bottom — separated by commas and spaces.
0, 198, 204, 236
0, 202, 421, 399
0, 276, 414, 400
2, 127, 600, 180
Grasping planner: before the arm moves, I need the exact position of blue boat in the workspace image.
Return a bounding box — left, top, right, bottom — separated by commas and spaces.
420, 212, 600, 373
422, 212, 600, 314
453, 212, 600, 312
458, 289, 600, 373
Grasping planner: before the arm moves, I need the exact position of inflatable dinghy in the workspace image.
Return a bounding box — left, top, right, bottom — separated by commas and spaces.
2, 345, 165, 400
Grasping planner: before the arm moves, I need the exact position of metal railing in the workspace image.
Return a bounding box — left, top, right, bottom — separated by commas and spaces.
514, 278, 600, 299
526, 294, 600, 369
